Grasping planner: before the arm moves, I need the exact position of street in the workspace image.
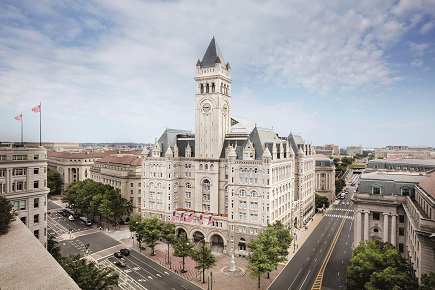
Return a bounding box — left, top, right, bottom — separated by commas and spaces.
269, 180, 356, 290
47, 200, 201, 290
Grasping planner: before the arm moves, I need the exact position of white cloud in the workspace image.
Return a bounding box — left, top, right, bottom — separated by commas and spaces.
420, 21, 434, 34
0, 0, 434, 144
409, 42, 430, 56
411, 59, 423, 67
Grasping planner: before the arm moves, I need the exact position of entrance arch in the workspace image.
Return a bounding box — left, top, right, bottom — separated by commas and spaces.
209, 233, 225, 253
192, 230, 205, 243
175, 227, 188, 238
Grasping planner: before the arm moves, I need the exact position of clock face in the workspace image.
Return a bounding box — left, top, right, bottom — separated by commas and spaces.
202, 103, 211, 113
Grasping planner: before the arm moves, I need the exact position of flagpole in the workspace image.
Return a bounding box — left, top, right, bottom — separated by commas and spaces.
21, 112, 23, 145
39, 102, 42, 146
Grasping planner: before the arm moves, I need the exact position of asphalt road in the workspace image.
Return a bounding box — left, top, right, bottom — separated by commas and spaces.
101, 250, 201, 290
48, 200, 200, 290
269, 181, 356, 290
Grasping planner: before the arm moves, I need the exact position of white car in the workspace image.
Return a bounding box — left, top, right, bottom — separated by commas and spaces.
68, 215, 75, 221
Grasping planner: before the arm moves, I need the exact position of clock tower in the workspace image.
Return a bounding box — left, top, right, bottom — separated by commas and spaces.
194, 37, 232, 159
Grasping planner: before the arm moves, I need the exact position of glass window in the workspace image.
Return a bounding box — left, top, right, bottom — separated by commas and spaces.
34, 214, 39, 224
373, 212, 380, 220
372, 186, 381, 194
34, 168, 39, 175
399, 227, 405, 236
34, 230, 39, 239
34, 198, 39, 208
20, 216, 26, 225
19, 200, 26, 210
34, 181, 39, 189
399, 215, 405, 223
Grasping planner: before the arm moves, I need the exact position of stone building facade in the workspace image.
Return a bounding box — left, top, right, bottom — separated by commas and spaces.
346, 145, 363, 156
366, 159, 435, 173
90, 155, 142, 214
315, 155, 336, 205
140, 37, 315, 256
0, 144, 49, 246
374, 145, 435, 159
353, 171, 435, 283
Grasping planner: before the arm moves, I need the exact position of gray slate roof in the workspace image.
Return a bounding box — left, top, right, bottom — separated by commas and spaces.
288, 132, 305, 153
157, 128, 192, 157
316, 158, 333, 166
360, 172, 429, 183
200, 37, 226, 68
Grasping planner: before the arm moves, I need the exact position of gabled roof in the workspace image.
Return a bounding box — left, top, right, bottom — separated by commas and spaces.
288, 132, 305, 153
419, 172, 435, 200
200, 37, 226, 68
96, 155, 141, 166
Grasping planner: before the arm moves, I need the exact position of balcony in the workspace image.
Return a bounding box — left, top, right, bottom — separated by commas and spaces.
405, 197, 435, 232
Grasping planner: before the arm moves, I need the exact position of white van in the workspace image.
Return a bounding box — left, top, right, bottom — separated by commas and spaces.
79, 217, 92, 226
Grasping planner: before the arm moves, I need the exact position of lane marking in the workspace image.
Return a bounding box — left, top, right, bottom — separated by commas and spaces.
287, 268, 302, 290
298, 269, 311, 290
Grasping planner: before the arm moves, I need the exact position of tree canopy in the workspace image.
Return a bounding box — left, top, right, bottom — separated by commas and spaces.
173, 232, 194, 273
315, 194, 330, 209
47, 169, 63, 196
141, 216, 162, 256
346, 240, 418, 290
0, 195, 15, 236
63, 179, 132, 227
60, 254, 119, 290
191, 242, 216, 283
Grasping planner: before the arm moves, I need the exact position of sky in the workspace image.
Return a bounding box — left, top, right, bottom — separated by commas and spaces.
0, 0, 434, 148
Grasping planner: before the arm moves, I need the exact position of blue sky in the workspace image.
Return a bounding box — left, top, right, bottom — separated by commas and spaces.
0, 0, 434, 148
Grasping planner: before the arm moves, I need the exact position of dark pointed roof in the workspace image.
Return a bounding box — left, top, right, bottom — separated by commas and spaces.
201, 37, 226, 68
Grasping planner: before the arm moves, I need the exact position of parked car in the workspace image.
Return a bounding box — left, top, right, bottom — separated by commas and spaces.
120, 249, 130, 256
57, 209, 65, 215
68, 215, 74, 221
79, 216, 92, 226
114, 260, 126, 267
114, 251, 123, 258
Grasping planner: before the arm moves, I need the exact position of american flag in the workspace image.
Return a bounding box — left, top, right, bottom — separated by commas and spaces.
32, 105, 41, 113
171, 211, 177, 222
186, 213, 194, 223
180, 212, 185, 221
199, 214, 204, 225
208, 215, 214, 225
14, 115, 22, 120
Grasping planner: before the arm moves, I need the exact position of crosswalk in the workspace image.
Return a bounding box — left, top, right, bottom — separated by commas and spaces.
98, 259, 147, 290
329, 208, 354, 212
324, 214, 354, 220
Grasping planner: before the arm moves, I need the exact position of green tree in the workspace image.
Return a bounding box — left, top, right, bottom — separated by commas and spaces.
346, 240, 418, 290
98, 196, 114, 230
47, 169, 63, 196
247, 238, 276, 288
47, 235, 62, 261
315, 194, 330, 209
161, 222, 176, 266
271, 221, 292, 262
259, 225, 282, 279
173, 232, 194, 273
127, 214, 143, 233
0, 195, 15, 236
191, 242, 216, 283
141, 216, 162, 256
420, 272, 435, 290
60, 254, 119, 290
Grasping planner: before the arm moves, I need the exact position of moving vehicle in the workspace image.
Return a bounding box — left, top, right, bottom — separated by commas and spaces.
63, 209, 79, 218
57, 209, 65, 215
114, 251, 123, 258
79, 216, 92, 226
68, 215, 74, 221
120, 249, 130, 256
114, 260, 126, 267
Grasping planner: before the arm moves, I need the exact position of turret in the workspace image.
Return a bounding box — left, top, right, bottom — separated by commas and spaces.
173, 143, 179, 157
165, 146, 173, 159
152, 139, 161, 158
286, 141, 294, 158
298, 146, 304, 156
141, 146, 149, 158
262, 146, 272, 163
228, 144, 237, 162
279, 139, 284, 159
185, 142, 192, 158
272, 138, 277, 160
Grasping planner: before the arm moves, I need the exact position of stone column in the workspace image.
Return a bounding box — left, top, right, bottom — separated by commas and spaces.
356, 211, 362, 245
391, 214, 397, 246
364, 211, 369, 241
383, 213, 389, 242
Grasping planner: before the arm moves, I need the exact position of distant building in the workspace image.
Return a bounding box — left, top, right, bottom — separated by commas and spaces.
366, 159, 435, 173
315, 155, 336, 205
313, 144, 339, 157
346, 145, 363, 156
0, 220, 80, 289
25, 142, 81, 152
0, 144, 49, 246
374, 145, 434, 159
353, 171, 435, 284
90, 155, 142, 214
47, 150, 141, 187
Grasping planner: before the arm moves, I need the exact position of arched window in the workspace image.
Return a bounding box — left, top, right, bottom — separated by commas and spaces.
250, 191, 258, 198
157, 183, 162, 189
205, 164, 208, 170
149, 182, 155, 189
185, 182, 192, 189
174, 182, 178, 189
210, 164, 214, 170
203, 179, 210, 191
239, 189, 246, 197
220, 83, 223, 93
239, 238, 246, 251
212, 83, 215, 92
200, 164, 203, 170
206, 83, 209, 93
200, 84, 204, 94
